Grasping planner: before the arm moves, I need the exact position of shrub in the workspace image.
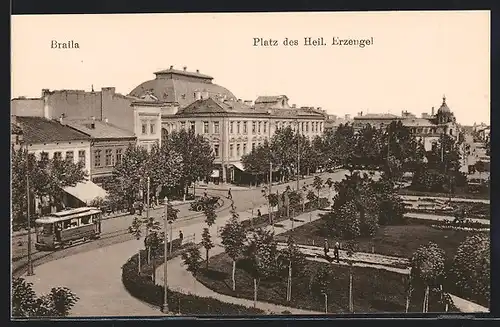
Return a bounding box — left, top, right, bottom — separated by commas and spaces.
121, 245, 265, 315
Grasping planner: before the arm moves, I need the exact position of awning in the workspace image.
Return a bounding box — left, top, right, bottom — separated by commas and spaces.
232, 162, 246, 171
63, 180, 109, 204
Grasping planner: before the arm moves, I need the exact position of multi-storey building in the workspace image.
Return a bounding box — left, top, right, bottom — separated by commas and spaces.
64, 118, 137, 185
128, 66, 326, 184
350, 96, 459, 151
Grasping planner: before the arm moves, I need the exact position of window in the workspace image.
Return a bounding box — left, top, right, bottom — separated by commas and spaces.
181, 122, 186, 130
258, 121, 261, 134
230, 122, 234, 134
243, 122, 247, 134
190, 121, 196, 132
252, 121, 256, 134
236, 144, 241, 157
263, 122, 267, 133
319, 122, 323, 132
116, 149, 123, 164
214, 144, 220, 157
65, 151, 74, 162
306, 122, 309, 132
81, 216, 91, 225
53, 152, 62, 160
78, 150, 86, 165
301, 122, 305, 132
141, 121, 147, 134
243, 143, 247, 154
41, 152, 49, 161
203, 121, 209, 133
94, 149, 102, 167
105, 149, 113, 166
230, 144, 234, 158
213, 122, 220, 134
237, 121, 241, 134
252, 143, 256, 151
150, 121, 156, 134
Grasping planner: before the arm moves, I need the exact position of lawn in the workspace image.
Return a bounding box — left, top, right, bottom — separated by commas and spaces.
276, 217, 478, 260
196, 253, 457, 313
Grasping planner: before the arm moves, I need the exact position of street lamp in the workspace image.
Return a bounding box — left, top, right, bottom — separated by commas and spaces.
24, 142, 34, 276
162, 196, 169, 314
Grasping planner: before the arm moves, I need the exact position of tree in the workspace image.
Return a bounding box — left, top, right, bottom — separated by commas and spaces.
11, 149, 87, 224
353, 124, 384, 168
344, 240, 358, 313
243, 228, 280, 306
220, 207, 247, 291
12, 278, 79, 317
128, 216, 144, 273
326, 200, 361, 240
165, 129, 215, 199
410, 242, 446, 312
181, 247, 203, 277
373, 175, 406, 225
278, 235, 307, 301
312, 175, 323, 207
450, 234, 490, 304
145, 142, 183, 201
475, 160, 486, 183
201, 228, 214, 270
202, 201, 217, 227
110, 144, 149, 209
325, 177, 334, 202
241, 140, 273, 179
384, 121, 425, 173
324, 123, 356, 171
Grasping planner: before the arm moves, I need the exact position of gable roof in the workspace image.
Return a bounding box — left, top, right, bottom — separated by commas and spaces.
255, 95, 288, 104
354, 113, 400, 120
64, 119, 136, 139
15, 116, 91, 144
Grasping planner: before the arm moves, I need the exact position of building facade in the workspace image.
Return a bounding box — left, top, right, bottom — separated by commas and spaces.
64, 118, 137, 185
11, 116, 23, 151
350, 96, 459, 151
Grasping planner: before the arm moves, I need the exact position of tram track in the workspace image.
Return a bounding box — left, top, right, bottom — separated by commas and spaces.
12, 194, 233, 278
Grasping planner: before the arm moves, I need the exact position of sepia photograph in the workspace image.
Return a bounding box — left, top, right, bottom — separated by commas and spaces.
10, 11, 490, 318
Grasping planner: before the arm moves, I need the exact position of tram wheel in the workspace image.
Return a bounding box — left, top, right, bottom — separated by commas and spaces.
196, 204, 203, 212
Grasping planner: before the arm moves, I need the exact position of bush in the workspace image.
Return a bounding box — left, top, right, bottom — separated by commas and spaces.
121, 246, 265, 315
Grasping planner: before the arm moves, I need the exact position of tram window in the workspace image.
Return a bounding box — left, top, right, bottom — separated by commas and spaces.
42, 224, 53, 235
70, 219, 79, 227
81, 216, 91, 225
63, 220, 72, 229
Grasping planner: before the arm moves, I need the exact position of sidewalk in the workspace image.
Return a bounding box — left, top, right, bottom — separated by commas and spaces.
282, 243, 489, 313
404, 212, 490, 225
400, 195, 489, 204
155, 210, 327, 315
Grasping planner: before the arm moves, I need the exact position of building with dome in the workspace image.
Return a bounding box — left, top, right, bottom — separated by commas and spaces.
132, 66, 327, 184
350, 96, 459, 151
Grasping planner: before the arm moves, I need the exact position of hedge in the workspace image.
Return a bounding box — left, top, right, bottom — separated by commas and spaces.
121, 246, 265, 315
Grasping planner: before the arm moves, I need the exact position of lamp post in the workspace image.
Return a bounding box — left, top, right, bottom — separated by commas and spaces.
24, 143, 34, 276
162, 196, 169, 314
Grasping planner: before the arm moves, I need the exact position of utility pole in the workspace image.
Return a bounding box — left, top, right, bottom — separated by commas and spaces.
26, 145, 34, 275
162, 196, 169, 314
146, 176, 150, 262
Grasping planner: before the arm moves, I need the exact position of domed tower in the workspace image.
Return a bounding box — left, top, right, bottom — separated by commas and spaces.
436, 95, 455, 124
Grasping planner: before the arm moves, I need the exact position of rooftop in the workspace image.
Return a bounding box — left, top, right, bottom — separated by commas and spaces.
154, 67, 214, 80
15, 116, 91, 144
401, 118, 435, 127
354, 113, 400, 120
255, 95, 288, 104
64, 119, 136, 139
11, 122, 23, 134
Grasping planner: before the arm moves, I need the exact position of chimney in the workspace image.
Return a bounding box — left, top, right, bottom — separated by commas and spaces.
360, 111, 363, 116
194, 91, 202, 100
183, 66, 187, 71
292, 104, 296, 108
345, 114, 351, 120
421, 113, 428, 119
431, 107, 435, 116
170, 65, 174, 69
196, 69, 200, 73
244, 100, 253, 106
237, 99, 242, 103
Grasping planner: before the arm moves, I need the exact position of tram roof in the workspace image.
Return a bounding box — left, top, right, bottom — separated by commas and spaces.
35, 207, 101, 224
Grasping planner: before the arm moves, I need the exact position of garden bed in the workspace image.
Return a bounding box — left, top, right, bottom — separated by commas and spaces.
398, 188, 489, 200
196, 253, 458, 313
121, 245, 265, 315
276, 217, 479, 260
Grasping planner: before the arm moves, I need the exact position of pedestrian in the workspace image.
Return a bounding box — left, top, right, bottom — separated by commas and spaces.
227, 188, 232, 200
257, 209, 261, 218
334, 241, 340, 263
323, 239, 330, 258
179, 230, 184, 244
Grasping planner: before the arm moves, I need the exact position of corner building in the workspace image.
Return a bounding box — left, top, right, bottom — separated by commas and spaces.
129, 66, 326, 184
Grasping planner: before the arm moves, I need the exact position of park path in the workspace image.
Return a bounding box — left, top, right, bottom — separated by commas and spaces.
400, 195, 489, 204
155, 210, 327, 315
282, 243, 489, 313
404, 212, 489, 225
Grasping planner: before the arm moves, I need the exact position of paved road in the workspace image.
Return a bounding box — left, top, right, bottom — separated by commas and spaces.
16, 171, 346, 316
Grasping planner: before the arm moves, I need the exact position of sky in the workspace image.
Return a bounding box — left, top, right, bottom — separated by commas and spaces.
11, 11, 490, 125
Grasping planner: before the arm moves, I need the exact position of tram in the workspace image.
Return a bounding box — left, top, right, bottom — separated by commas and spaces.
34, 207, 102, 251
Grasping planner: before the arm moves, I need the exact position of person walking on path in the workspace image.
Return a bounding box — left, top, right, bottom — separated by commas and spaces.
257, 209, 262, 218
323, 239, 330, 258
333, 241, 340, 263
227, 188, 232, 200
179, 230, 184, 244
